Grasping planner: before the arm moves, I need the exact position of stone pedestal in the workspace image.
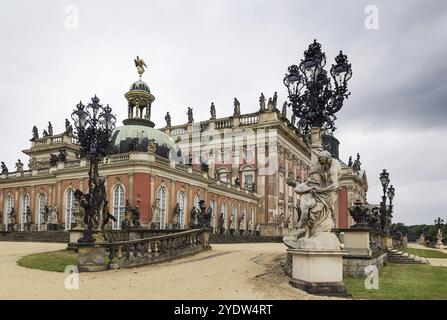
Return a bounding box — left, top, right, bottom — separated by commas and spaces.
77, 245, 108, 272
382, 235, 393, 250
287, 249, 349, 297
342, 228, 372, 256
69, 230, 84, 243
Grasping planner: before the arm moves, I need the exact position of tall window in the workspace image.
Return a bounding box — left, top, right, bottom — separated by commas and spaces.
249, 208, 255, 230
241, 207, 246, 230
112, 185, 125, 229
210, 200, 216, 230
38, 194, 47, 229
158, 187, 167, 230
65, 189, 74, 230
177, 191, 186, 228
231, 206, 236, 229
194, 194, 201, 208
220, 202, 227, 228
21, 194, 30, 231
4, 195, 13, 225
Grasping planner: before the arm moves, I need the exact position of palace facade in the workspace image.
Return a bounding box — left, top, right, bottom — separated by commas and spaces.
0, 63, 368, 235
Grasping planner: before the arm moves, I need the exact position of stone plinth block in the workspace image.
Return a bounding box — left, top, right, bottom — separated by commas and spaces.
77, 245, 108, 272
69, 230, 84, 243
287, 249, 349, 297
342, 229, 372, 256
382, 236, 393, 250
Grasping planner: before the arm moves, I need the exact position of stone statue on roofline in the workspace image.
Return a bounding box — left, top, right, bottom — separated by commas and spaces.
165, 112, 171, 127
210, 102, 216, 119
31, 126, 39, 141
233, 98, 240, 116
272, 91, 278, 108
281, 101, 288, 118
48, 122, 53, 136
15, 160, 24, 174
259, 93, 266, 111
187, 107, 194, 123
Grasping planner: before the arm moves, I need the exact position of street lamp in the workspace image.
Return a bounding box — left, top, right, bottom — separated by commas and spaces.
71, 95, 116, 243
379, 169, 393, 234
434, 217, 444, 247
283, 39, 352, 136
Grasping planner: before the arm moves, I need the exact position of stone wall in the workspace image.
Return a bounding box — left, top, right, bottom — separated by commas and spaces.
343, 251, 387, 278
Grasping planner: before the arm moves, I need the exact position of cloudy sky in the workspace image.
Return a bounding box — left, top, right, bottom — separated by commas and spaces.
0, 0, 445, 225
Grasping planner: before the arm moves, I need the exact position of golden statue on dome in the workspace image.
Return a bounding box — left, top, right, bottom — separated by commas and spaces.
134, 56, 147, 79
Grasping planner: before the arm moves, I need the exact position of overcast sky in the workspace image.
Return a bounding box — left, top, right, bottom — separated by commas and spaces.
0, 0, 446, 225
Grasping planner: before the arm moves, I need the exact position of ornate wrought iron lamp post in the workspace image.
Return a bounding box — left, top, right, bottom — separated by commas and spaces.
379, 169, 390, 234
71, 95, 116, 242
283, 39, 352, 140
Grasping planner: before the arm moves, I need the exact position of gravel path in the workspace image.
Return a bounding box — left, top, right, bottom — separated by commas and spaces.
0, 242, 333, 300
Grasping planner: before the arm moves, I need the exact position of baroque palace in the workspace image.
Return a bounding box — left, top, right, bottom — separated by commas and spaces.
0, 61, 368, 235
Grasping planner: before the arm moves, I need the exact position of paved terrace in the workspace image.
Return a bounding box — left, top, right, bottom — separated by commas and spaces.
0, 242, 335, 300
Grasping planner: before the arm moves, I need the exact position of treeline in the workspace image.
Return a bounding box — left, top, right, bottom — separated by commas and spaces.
395, 223, 447, 242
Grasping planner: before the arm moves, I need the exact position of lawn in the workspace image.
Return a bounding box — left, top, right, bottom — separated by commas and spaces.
345, 263, 447, 299
404, 247, 447, 259
17, 250, 78, 273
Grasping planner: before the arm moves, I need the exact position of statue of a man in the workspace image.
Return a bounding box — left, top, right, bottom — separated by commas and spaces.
32, 126, 39, 140
8, 208, 16, 225
65, 119, 73, 136
259, 93, 266, 111
187, 107, 194, 123
173, 204, 180, 229
25, 206, 32, 230
165, 112, 171, 127
73, 190, 85, 230
281, 101, 288, 118
233, 98, 240, 116
284, 150, 341, 250
151, 198, 161, 229
15, 160, 24, 174
210, 102, 216, 119
272, 91, 278, 107
48, 122, 53, 136
267, 98, 274, 111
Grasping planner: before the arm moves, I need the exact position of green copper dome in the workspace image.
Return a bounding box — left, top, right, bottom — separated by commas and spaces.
110, 125, 180, 159
129, 80, 150, 93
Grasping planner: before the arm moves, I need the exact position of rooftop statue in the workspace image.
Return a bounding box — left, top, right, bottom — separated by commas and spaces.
134, 56, 148, 78
267, 97, 274, 111
352, 153, 361, 171
15, 159, 24, 174
281, 101, 288, 118
233, 98, 240, 116
347, 156, 353, 167
165, 112, 171, 127
272, 91, 278, 108
42, 129, 49, 137
187, 107, 194, 123
1, 162, 8, 174
48, 122, 53, 136
210, 102, 216, 119
31, 126, 39, 141
259, 93, 266, 111
65, 119, 73, 136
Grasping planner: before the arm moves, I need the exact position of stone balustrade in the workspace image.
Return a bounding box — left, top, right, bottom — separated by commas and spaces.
77, 228, 211, 271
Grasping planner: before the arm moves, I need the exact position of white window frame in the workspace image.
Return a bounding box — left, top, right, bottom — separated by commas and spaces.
177, 191, 186, 228
249, 208, 255, 230
65, 189, 74, 230
158, 187, 168, 230
38, 193, 47, 230
21, 194, 30, 231
112, 185, 125, 230
4, 195, 13, 225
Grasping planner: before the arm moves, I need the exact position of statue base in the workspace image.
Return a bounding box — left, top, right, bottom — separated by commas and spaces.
435, 242, 444, 249
77, 244, 108, 272
287, 249, 349, 297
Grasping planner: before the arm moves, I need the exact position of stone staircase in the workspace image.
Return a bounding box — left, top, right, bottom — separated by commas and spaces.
387, 249, 429, 264
0, 231, 69, 243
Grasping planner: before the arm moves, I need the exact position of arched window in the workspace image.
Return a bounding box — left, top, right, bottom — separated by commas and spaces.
194, 194, 201, 209
112, 185, 125, 230
177, 191, 186, 228
158, 187, 168, 230
65, 189, 74, 230
38, 194, 47, 229
220, 202, 227, 228
209, 200, 216, 231
21, 194, 30, 231
249, 208, 255, 230
4, 195, 13, 225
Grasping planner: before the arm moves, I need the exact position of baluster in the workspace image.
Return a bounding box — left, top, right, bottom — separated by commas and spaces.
136, 242, 143, 259
117, 245, 123, 259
